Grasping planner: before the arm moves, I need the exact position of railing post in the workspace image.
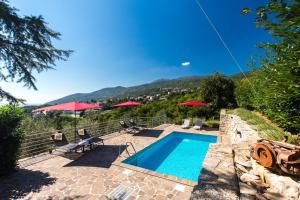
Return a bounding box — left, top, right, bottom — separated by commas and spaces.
106, 122, 109, 135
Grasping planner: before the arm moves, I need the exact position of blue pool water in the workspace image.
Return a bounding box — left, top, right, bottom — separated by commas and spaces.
122, 132, 217, 182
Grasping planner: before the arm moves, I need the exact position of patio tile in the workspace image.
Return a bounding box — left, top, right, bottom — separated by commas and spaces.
0, 125, 238, 200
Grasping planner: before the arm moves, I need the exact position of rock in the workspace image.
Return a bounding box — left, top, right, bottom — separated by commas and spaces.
240, 193, 256, 200
236, 163, 249, 173
203, 158, 221, 169
239, 182, 257, 195
251, 159, 266, 183
236, 160, 252, 168
248, 169, 259, 176
240, 173, 260, 183
285, 185, 299, 199
263, 188, 285, 200
199, 169, 218, 182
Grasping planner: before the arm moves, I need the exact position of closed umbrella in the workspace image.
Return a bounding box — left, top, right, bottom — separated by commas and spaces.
33, 101, 103, 142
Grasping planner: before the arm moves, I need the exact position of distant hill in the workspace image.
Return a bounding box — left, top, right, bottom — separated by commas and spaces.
47, 72, 246, 105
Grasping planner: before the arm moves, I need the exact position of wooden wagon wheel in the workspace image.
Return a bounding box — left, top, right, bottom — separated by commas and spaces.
253, 143, 276, 168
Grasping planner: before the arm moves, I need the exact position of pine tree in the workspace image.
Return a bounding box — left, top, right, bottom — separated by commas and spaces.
0, 1, 72, 102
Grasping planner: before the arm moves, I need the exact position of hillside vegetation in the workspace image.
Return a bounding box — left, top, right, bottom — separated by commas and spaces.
236, 0, 300, 134
228, 108, 299, 144
47, 73, 245, 105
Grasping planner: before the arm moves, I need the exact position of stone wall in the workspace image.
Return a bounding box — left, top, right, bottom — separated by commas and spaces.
219, 109, 260, 145
220, 109, 300, 200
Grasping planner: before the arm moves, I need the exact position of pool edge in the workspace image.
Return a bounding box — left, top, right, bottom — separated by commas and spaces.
112, 131, 220, 187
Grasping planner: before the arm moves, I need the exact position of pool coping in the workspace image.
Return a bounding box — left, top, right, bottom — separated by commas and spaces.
112, 131, 220, 187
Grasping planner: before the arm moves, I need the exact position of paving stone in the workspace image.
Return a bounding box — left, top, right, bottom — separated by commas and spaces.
1, 125, 238, 200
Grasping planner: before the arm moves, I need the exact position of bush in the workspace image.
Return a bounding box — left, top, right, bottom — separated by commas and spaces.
0, 105, 25, 176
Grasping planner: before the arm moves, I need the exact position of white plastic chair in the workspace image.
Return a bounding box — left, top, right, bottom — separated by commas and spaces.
181, 119, 190, 129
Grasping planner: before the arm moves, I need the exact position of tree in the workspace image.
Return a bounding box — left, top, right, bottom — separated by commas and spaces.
201, 73, 237, 112
241, 0, 300, 133
0, 1, 72, 102
235, 77, 254, 109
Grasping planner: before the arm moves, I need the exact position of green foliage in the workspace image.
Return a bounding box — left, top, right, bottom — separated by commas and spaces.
201, 73, 237, 112
237, 0, 300, 134
235, 78, 254, 109
48, 73, 246, 105
229, 108, 299, 144
21, 112, 74, 134
203, 119, 219, 129
0, 105, 24, 176
0, 1, 72, 102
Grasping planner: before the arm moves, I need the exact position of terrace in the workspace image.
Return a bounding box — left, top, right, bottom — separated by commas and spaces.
0, 117, 239, 200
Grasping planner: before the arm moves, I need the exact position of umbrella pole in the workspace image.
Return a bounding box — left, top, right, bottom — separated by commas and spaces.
74, 111, 77, 143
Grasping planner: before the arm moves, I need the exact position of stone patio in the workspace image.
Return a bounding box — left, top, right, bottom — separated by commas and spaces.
0, 125, 239, 200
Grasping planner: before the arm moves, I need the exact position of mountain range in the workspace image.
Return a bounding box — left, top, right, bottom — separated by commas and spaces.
47, 72, 247, 105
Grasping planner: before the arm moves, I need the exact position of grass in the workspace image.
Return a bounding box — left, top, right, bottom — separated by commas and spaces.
227, 108, 299, 144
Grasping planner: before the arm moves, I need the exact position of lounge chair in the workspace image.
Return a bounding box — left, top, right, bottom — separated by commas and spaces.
193, 120, 203, 130
129, 118, 137, 127
129, 118, 146, 131
50, 131, 103, 154
50, 132, 82, 153
77, 129, 104, 150
119, 121, 141, 134
181, 119, 190, 129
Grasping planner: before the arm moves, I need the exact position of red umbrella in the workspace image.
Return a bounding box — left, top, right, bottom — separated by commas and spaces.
33, 102, 103, 142
33, 101, 102, 112
178, 101, 208, 120
113, 101, 142, 107
178, 101, 208, 107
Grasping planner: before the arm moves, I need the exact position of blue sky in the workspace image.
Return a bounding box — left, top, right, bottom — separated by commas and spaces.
2, 0, 270, 104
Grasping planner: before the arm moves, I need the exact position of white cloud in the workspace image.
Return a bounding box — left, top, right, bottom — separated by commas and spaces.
181, 61, 190, 67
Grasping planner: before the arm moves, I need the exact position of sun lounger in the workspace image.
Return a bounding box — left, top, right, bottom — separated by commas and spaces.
50, 131, 103, 153
129, 118, 146, 131
77, 129, 104, 150
129, 118, 137, 127
193, 120, 203, 130
181, 119, 190, 129
50, 132, 82, 153
119, 121, 141, 134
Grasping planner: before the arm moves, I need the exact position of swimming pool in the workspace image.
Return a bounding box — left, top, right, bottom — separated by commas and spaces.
122, 132, 217, 182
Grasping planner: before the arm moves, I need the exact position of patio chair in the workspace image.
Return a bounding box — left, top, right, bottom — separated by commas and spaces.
129, 118, 146, 131
50, 132, 82, 153
119, 121, 140, 134
129, 118, 137, 127
181, 119, 191, 129
193, 120, 203, 130
77, 129, 104, 150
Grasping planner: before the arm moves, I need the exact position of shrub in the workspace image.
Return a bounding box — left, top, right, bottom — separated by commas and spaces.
0, 105, 25, 176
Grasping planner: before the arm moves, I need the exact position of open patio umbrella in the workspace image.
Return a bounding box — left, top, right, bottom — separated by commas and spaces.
178, 101, 208, 121
113, 101, 142, 125
178, 101, 208, 107
33, 101, 103, 142
113, 101, 142, 107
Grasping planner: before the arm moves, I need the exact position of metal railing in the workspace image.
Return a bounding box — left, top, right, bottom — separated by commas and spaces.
19, 115, 170, 159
